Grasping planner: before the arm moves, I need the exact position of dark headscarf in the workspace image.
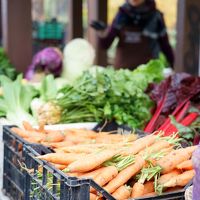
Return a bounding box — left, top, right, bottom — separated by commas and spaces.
113, 0, 166, 39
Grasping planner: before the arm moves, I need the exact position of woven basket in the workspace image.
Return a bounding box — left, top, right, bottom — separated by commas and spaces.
185, 186, 193, 200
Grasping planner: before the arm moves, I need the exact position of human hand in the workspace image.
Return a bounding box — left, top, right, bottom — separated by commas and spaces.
90, 20, 107, 31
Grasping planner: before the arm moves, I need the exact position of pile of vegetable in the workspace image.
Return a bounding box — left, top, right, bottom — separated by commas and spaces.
38, 59, 165, 129
0, 59, 165, 130
0, 48, 18, 80
11, 122, 196, 200
144, 73, 200, 145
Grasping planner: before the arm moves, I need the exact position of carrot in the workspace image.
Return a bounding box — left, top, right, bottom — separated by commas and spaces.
121, 135, 156, 155
44, 131, 65, 143
60, 146, 96, 154
157, 146, 197, 174
165, 186, 183, 192
90, 193, 98, 200
158, 169, 181, 185
79, 167, 107, 179
160, 146, 174, 155
13, 127, 45, 143
53, 149, 65, 153
90, 166, 118, 192
143, 181, 154, 195
11, 127, 29, 138
103, 156, 145, 194
22, 121, 35, 131
143, 192, 156, 197
163, 170, 195, 188
65, 149, 118, 173
112, 185, 131, 200
139, 140, 172, 156
37, 153, 85, 165
177, 160, 193, 170
25, 137, 44, 143
51, 163, 67, 170
45, 141, 75, 148
131, 182, 145, 198
66, 172, 83, 177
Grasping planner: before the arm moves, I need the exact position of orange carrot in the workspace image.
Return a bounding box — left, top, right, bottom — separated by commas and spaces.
121, 135, 156, 155
103, 156, 145, 194
11, 127, 29, 138
158, 169, 181, 185
44, 131, 65, 143
160, 146, 174, 155
25, 137, 44, 143
90, 193, 98, 200
53, 149, 65, 153
79, 167, 107, 179
90, 166, 118, 192
143, 192, 156, 197
22, 121, 35, 131
139, 139, 171, 156
177, 160, 193, 170
45, 141, 75, 148
163, 170, 195, 188
131, 182, 145, 198
37, 153, 85, 165
60, 146, 96, 154
66, 172, 83, 177
112, 185, 131, 200
143, 181, 155, 195
165, 186, 183, 192
157, 146, 197, 174
131, 181, 154, 198
65, 149, 118, 173
51, 163, 67, 170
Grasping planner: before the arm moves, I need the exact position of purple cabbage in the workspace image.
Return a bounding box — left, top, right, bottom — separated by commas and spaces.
192, 145, 200, 200
25, 47, 63, 80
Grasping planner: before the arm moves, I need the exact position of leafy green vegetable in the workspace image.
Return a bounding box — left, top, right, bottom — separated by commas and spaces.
53, 59, 164, 129
0, 48, 18, 80
0, 75, 38, 127
169, 115, 195, 146
40, 74, 57, 101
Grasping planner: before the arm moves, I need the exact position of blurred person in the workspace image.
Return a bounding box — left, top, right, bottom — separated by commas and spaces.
91, 0, 174, 70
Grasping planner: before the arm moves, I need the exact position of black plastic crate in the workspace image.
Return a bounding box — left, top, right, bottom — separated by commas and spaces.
3, 125, 28, 200
3, 124, 191, 200
23, 145, 191, 200
2, 125, 53, 200
24, 145, 115, 200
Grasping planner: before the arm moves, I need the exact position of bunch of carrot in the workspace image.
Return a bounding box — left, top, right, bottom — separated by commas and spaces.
11, 121, 137, 147
11, 122, 196, 200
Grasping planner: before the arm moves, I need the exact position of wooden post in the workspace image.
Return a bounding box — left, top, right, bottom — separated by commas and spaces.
88, 0, 108, 66
175, 0, 200, 75
67, 0, 83, 41
1, 0, 32, 73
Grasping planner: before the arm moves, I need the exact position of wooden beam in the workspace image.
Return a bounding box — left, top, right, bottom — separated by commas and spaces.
88, 0, 108, 66
67, 0, 83, 41
175, 0, 200, 75
1, 0, 32, 73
